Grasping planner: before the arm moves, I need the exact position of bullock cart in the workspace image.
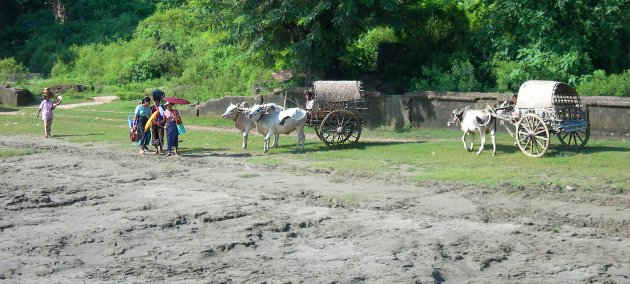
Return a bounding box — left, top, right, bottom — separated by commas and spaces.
490, 80, 590, 157
307, 81, 367, 148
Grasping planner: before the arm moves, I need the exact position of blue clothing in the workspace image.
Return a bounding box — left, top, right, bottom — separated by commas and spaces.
166, 120, 178, 152
135, 105, 151, 118
137, 116, 150, 148
139, 130, 151, 146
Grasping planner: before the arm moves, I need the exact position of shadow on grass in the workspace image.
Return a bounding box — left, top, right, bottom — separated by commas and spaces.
230, 140, 427, 153
0, 107, 19, 113
458, 142, 630, 157
492, 143, 522, 155
354, 140, 425, 149
551, 145, 630, 155
272, 140, 425, 153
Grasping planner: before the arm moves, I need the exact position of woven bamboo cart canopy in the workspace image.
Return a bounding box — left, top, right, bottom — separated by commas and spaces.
313, 81, 363, 103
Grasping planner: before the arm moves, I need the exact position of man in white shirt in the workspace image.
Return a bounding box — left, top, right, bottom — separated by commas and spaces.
305, 90, 315, 112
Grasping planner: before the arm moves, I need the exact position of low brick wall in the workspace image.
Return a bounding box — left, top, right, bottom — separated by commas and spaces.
0, 86, 33, 106
184, 90, 630, 137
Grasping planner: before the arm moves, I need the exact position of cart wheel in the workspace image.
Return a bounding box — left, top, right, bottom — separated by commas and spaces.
516, 113, 550, 158
318, 110, 362, 148
557, 110, 590, 149
557, 126, 590, 148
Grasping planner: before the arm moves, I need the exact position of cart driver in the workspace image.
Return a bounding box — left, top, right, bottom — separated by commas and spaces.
510, 94, 517, 106
305, 90, 315, 113
304, 89, 316, 122
510, 94, 521, 121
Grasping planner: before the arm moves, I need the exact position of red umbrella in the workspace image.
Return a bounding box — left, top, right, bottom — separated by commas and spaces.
163, 97, 190, 105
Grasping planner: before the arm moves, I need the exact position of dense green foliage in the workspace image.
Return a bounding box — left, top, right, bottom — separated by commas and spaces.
577, 70, 630, 97
0, 58, 29, 82
1, 0, 628, 99
0, 0, 155, 73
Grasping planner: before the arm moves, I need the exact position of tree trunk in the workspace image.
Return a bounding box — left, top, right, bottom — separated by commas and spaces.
50, 0, 67, 23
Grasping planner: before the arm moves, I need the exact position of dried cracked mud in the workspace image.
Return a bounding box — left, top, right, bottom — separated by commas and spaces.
1, 136, 629, 283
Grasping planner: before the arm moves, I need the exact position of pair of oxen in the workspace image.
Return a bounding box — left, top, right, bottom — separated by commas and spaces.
222, 103, 306, 153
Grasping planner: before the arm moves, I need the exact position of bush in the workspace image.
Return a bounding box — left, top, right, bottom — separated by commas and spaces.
177, 31, 278, 99
0, 57, 29, 82
117, 48, 182, 84
51, 58, 71, 79
577, 70, 630, 97
342, 26, 399, 73
410, 59, 481, 92
62, 38, 157, 85
492, 45, 593, 92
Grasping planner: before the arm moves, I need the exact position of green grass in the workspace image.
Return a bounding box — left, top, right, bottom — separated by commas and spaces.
238, 173, 260, 179
1, 101, 629, 189
0, 147, 34, 159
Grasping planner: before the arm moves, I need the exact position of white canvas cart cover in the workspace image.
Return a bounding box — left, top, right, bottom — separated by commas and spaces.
313, 81, 363, 103
516, 80, 577, 109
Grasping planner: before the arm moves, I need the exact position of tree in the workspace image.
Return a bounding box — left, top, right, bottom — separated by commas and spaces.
482, 0, 630, 74
190, 0, 400, 83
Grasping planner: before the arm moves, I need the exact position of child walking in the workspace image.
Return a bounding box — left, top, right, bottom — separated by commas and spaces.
36, 88, 60, 138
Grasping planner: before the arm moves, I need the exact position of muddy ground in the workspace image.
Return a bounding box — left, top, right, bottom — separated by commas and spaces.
1, 136, 629, 283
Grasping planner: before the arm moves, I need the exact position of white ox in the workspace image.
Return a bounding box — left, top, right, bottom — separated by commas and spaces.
247, 104, 307, 153
447, 106, 496, 156
222, 102, 281, 149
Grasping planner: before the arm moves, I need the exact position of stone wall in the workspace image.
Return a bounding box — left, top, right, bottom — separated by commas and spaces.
0, 86, 33, 106
183, 90, 630, 137
582, 96, 630, 136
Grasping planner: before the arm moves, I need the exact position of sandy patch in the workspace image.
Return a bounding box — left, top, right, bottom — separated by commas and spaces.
0, 136, 628, 282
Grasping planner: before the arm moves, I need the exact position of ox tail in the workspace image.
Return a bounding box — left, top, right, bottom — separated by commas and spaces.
475, 114, 494, 128
279, 116, 290, 126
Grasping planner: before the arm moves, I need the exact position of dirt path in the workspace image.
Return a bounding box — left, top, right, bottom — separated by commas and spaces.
55, 102, 105, 109
1, 136, 629, 283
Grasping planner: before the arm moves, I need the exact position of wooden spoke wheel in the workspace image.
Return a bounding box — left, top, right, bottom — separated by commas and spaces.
315, 110, 362, 148
557, 124, 590, 149
516, 113, 550, 158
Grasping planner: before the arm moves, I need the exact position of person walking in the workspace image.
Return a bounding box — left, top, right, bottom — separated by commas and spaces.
150, 90, 166, 154
133, 96, 152, 155
160, 101, 180, 157
36, 88, 60, 138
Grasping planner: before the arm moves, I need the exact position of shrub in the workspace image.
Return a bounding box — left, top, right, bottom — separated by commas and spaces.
410, 59, 481, 92
70, 44, 106, 82
64, 38, 157, 85
577, 70, 630, 97
51, 58, 71, 79
450, 59, 482, 91
117, 48, 182, 84
492, 45, 593, 92
134, 8, 203, 57
342, 26, 399, 72
177, 31, 277, 99
0, 57, 29, 82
